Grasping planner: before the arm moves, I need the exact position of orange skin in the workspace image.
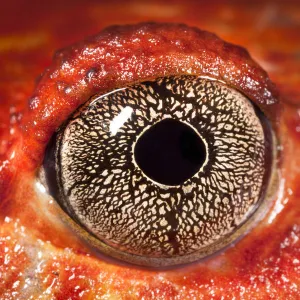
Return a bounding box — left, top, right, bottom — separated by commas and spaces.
0, 1, 300, 298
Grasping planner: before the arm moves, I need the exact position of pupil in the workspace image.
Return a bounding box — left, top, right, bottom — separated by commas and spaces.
134, 118, 206, 186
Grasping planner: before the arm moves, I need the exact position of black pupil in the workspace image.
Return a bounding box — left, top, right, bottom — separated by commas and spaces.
134, 118, 206, 186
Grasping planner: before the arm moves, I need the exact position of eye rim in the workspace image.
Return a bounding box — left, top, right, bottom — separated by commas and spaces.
41, 75, 279, 268
17, 22, 279, 172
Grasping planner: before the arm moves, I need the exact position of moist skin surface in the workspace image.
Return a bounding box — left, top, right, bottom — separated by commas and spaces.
0, 1, 300, 298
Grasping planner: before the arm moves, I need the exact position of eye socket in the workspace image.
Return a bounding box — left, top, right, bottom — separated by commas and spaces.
43, 75, 276, 267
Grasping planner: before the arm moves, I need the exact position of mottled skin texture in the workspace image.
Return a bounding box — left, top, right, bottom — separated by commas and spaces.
0, 0, 300, 299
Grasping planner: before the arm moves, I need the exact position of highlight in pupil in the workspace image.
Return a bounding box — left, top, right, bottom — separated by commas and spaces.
134, 118, 207, 186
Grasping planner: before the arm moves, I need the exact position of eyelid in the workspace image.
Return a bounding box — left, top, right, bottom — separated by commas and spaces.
10, 22, 280, 177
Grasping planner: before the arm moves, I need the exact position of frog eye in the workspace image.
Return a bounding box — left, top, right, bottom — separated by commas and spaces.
33, 23, 279, 267
43, 74, 276, 267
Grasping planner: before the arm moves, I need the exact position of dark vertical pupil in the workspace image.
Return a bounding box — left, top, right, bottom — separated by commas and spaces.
134, 118, 206, 186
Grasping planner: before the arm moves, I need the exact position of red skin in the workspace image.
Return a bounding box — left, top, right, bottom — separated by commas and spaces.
0, 1, 300, 299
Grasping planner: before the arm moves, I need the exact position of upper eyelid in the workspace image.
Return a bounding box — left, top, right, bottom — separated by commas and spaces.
3, 22, 280, 183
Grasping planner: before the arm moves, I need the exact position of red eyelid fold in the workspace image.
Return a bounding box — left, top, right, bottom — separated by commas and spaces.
0, 22, 280, 196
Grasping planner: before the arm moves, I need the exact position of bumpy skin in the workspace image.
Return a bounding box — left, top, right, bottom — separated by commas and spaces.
1, 22, 279, 198
0, 1, 300, 299
10, 23, 280, 175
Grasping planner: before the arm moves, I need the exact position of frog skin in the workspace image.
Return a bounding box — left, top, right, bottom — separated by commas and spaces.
0, 1, 300, 299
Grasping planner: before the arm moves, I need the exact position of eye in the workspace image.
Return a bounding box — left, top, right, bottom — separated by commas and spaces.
17, 22, 280, 268
42, 74, 277, 267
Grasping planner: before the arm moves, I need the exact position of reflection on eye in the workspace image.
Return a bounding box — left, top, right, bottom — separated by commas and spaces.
43, 75, 275, 267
